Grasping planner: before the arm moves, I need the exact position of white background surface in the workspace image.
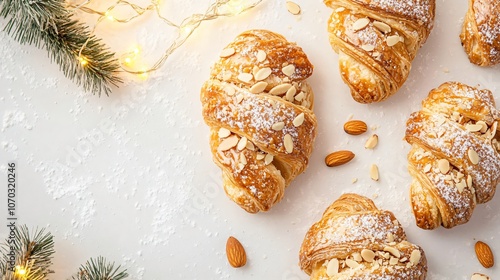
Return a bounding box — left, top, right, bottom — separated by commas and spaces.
1, 0, 499, 279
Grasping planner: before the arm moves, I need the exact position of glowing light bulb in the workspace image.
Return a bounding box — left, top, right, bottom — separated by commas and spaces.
133, 47, 140, 55
105, 11, 114, 21
227, 0, 245, 15
15, 265, 26, 276
138, 70, 148, 80
79, 56, 88, 66
181, 25, 193, 35
124, 57, 132, 65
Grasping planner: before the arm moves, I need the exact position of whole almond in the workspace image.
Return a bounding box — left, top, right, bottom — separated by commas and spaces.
325, 151, 355, 167
226, 236, 247, 268
344, 120, 368, 135
475, 241, 494, 268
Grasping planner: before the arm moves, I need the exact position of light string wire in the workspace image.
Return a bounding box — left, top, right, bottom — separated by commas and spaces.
69, 0, 263, 77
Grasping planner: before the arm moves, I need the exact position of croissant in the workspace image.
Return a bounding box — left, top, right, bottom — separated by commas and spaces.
200, 30, 317, 213
460, 0, 500, 66
324, 0, 435, 103
405, 82, 500, 229
299, 194, 427, 279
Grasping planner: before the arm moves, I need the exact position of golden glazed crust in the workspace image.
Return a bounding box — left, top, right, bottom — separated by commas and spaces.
201, 30, 317, 213
299, 194, 427, 279
405, 82, 500, 229
460, 0, 500, 66
324, 0, 435, 103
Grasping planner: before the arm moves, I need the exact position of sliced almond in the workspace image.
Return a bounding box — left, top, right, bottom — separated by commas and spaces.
345, 259, 360, 269
352, 252, 362, 262
387, 232, 394, 242
384, 246, 400, 258
365, 134, 378, 149
293, 113, 305, 127
256, 153, 265, 160
219, 135, 239, 151
284, 134, 294, 153
249, 81, 268, 94
218, 127, 231, 138
438, 159, 450, 174
467, 175, 473, 188
286, 86, 297, 102
353, 18, 370, 31
326, 258, 339, 276
423, 164, 432, 173
224, 85, 236, 96
386, 35, 401, 47
294, 91, 305, 101
239, 153, 247, 165
466, 124, 483, 132
272, 122, 285, 131
264, 154, 274, 165
237, 73, 253, 83
409, 249, 421, 265
361, 249, 376, 263
246, 141, 255, 151
471, 273, 491, 280
373, 21, 391, 33
237, 137, 248, 151
282, 64, 295, 77
456, 180, 466, 193
254, 67, 272, 81
468, 149, 479, 165
286, 1, 301, 15
361, 44, 375, 52
256, 50, 267, 62
477, 121, 488, 133
370, 164, 379, 181
389, 257, 399, 265
220, 47, 236, 58
269, 83, 292, 95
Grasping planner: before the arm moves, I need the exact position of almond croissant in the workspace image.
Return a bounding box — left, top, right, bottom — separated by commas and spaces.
299, 193, 427, 279
405, 82, 500, 229
460, 0, 500, 66
201, 30, 317, 213
324, 0, 435, 103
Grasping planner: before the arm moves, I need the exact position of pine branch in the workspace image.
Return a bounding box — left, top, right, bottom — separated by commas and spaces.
0, 0, 122, 95
0, 225, 55, 280
70, 256, 128, 280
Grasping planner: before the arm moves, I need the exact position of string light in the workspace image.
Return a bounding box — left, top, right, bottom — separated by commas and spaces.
78, 56, 88, 66
14, 265, 27, 276
70, 0, 263, 79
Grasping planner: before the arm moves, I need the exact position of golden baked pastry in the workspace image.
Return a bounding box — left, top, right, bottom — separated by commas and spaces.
405, 82, 500, 229
324, 0, 435, 103
299, 194, 427, 279
460, 0, 500, 66
200, 30, 317, 213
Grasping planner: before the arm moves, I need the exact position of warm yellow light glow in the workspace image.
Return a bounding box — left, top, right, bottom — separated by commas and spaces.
15, 265, 26, 276
138, 70, 148, 80
79, 56, 88, 66
181, 25, 193, 35
227, 0, 245, 15
133, 47, 140, 55
105, 11, 114, 21
124, 57, 132, 64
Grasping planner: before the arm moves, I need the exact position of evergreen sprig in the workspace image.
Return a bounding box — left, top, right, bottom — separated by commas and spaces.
0, 225, 55, 280
0, 0, 122, 95
71, 256, 128, 280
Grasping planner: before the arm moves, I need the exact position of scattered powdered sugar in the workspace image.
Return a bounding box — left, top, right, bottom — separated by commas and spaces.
364, 0, 435, 28
2, 110, 34, 132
